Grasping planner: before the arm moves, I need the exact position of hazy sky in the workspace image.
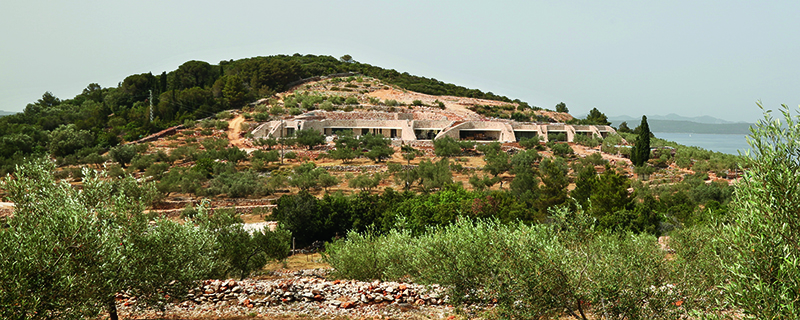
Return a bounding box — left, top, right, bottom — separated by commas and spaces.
2, 1, 799, 122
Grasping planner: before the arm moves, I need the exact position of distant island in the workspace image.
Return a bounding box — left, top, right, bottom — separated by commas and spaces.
609, 114, 753, 134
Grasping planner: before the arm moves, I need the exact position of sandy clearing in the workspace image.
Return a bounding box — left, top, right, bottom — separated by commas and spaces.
368, 88, 488, 120
227, 114, 256, 152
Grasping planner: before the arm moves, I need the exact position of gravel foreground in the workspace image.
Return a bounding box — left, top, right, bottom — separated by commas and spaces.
117, 269, 473, 320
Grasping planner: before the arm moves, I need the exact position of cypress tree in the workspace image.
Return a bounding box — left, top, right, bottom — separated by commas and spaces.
631, 115, 651, 166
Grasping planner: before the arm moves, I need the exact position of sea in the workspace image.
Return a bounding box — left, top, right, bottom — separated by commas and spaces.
652, 132, 752, 156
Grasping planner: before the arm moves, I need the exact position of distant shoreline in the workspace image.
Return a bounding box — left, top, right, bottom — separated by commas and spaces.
653, 132, 750, 155
611, 119, 752, 135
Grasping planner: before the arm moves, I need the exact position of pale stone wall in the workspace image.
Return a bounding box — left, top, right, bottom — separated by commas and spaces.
251, 116, 617, 143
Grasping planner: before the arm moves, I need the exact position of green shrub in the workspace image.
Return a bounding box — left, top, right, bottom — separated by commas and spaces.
215, 120, 228, 130
270, 105, 284, 115
330, 96, 345, 105
548, 132, 567, 142
717, 104, 800, 318
128, 154, 156, 172
253, 112, 270, 122
574, 134, 602, 148
205, 208, 291, 280
551, 142, 574, 157
0, 159, 217, 319
583, 152, 606, 166
326, 213, 681, 319
320, 101, 335, 111
216, 111, 233, 119
109, 144, 138, 168
200, 118, 216, 129
518, 136, 540, 149
205, 170, 276, 198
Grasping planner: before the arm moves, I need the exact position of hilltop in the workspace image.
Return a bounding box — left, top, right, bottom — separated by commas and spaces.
0, 54, 742, 216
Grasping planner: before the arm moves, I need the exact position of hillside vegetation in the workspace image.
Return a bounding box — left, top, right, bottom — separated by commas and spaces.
0, 54, 531, 175
5, 54, 795, 319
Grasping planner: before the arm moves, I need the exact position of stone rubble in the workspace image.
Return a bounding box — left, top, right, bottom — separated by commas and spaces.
118, 269, 459, 319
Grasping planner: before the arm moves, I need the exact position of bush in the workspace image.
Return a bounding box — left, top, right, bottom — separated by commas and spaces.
574, 134, 602, 148
216, 111, 233, 119
109, 144, 137, 168
330, 96, 345, 105
215, 120, 228, 130
270, 105, 284, 115
433, 136, 462, 157
200, 118, 216, 129
253, 112, 270, 122
518, 136, 540, 149
324, 229, 416, 281
551, 142, 574, 157
718, 104, 800, 318
128, 154, 156, 172
326, 214, 680, 319
205, 170, 276, 198
347, 172, 384, 192
548, 132, 567, 142
205, 208, 291, 280
320, 101, 335, 111
0, 159, 217, 319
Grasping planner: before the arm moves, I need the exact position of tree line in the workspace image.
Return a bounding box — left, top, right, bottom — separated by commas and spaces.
0, 54, 526, 174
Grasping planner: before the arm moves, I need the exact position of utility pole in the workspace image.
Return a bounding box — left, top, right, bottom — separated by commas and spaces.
149, 90, 154, 122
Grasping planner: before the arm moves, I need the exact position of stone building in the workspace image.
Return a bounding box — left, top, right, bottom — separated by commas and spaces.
251, 111, 616, 143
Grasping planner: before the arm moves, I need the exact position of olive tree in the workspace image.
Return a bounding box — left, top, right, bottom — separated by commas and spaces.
720, 104, 800, 318
109, 143, 138, 168
0, 159, 218, 320
294, 128, 325, 150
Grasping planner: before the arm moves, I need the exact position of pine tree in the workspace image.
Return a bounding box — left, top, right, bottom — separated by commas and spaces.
631, 115, 651, 166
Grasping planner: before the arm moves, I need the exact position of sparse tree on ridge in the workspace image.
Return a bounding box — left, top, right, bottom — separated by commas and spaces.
617, 121, 632, 133
556, 102, 569, 113
584, 107, 611, 125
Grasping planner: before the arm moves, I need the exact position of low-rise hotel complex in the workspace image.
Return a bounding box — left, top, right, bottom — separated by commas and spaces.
252, 110, 616, 143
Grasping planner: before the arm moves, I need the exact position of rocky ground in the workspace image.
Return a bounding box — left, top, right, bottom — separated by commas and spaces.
118, 269, 471, 320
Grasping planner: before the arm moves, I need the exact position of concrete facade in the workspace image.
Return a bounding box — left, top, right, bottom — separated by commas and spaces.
251, 115, 617, 143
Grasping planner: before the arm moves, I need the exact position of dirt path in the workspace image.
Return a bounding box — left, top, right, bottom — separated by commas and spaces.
228, 114, 253, 151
